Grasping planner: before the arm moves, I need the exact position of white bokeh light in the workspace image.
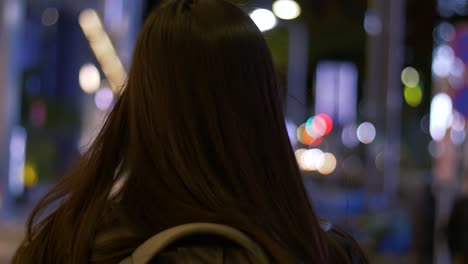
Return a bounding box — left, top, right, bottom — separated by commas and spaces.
295, 149, 307, 170
79, 63, 101, 94
357, 122, 376, 144
430, 93, 453, 141
302, 148, 325, 171
250, 9, 277, 32
296, 148, 327, 172
272, 0, 301, 20
318, 153, 337, 175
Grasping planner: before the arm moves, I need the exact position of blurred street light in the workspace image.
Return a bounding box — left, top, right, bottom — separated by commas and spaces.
357, 122, 376, 144
401, 66, 419, 87
94, 86, 114, 111
79, 63, 101, 94
272, 0, 301, 20
430, 93, 453, 141
250, 8, 277, 32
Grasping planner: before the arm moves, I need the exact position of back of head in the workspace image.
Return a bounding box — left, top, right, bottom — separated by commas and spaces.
119, 0, 327, 260
124, 0, 295, 224
13, 0, 359, 263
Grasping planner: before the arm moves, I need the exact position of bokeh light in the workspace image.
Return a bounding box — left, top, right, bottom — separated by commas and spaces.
401, 66, 419, 87
430, 93, 453, 141
94, 86, 114, 111
316, 113, 333, 135
448, 59, 466, 88
451, 111, 466, 131
450, 128, 465, 145
364, 11, 382, 36
23, 164, 38, 188
341, 124, 359, 148
41, 7, 59, 26
304, 133, 323, 147
297, 124, 306, 144
272, 0, 301, 20
297, 123, 323, 146
301, 148, 325, 171
294, 148, 307, 170
318, 153, 337, 175
375, 152, 384, 171
79, 63, 101, 94
433, 22, 455, 43
432, 45, 455, 78
305, 113, 333, 138
450, 113, 466, 146
450, 58, 465, 80
357, 122, 376, 144
420, 115, 430, 134
428, 140, 444, 158
305, 116, 325, 137
404, 85, 423, 107
295, 148, 323, 171
250, 9, 277, 32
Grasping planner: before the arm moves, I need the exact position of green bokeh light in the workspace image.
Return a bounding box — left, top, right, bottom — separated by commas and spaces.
404, 85, 423, 107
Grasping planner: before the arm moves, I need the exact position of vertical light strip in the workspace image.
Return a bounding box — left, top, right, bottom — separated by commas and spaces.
8, 126, 26, 197
79, 9, 127, 93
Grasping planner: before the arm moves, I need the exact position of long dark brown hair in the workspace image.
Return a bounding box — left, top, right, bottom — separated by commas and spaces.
14, 0, 365, 263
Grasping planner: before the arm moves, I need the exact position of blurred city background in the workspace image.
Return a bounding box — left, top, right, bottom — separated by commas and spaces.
0, 0, 466, 263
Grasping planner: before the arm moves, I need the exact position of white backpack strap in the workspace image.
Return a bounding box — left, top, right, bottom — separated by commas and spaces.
120, 223, 269, 264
